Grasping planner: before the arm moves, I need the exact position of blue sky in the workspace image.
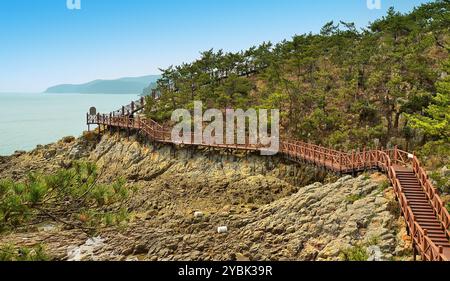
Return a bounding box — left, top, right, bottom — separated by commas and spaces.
0, 0, 432, 92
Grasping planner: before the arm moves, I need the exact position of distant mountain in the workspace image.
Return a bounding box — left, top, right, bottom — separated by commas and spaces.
44, 75, 161, 94
141, 82, 158, 97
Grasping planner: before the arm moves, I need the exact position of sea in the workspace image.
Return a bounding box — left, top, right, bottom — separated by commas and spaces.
0, 93, 139, 156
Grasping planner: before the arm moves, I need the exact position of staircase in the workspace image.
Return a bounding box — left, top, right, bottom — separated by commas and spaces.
395, 167, 450, 259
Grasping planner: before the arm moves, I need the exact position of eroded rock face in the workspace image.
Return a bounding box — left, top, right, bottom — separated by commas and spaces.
0, 133, 412, 261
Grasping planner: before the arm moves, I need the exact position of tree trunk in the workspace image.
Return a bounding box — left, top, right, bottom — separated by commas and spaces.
394, 111, 401, 136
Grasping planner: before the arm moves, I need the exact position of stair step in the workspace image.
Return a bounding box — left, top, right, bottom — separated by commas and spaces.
414, 215, 437, 220
414, 212, 436, 216
419, 227, 445, 232
429, 235, 448, 241
427, 231, 447, 236
415, 215, 438, 221
403, 190, 423, 194
417, 220, 441, 225
412, 205, 434, 209
404, 193, 426, 197
404, 189, 425, 193
401, 186, 421, 189
409, 199, 430, 203
412, 213, 436, 218
404, 196, 425, 199
430, 238, 450, 244
410, 207, 432, 211
403, 187, 424, 191
418, 220, 442, 225
419, 224, 443, 229
405, 195, 427, 199
409, 202, 431, 206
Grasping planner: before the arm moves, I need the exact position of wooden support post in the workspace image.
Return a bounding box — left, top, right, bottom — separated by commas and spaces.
363, 146, 366, 168
394, 145, 398, 165
351, 150, 355, 175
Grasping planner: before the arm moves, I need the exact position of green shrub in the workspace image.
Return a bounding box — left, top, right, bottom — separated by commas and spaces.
387, 200, 401, 217
0, 161, 130, 233
339, 244, 369, 261
367, 235, 380, 246
61, 136, 76, 144
429, 171, 449, 195
378, 180, 390, 192
345, 194, 363, 204
82, 131, 98, 142
0, 244, 49, 261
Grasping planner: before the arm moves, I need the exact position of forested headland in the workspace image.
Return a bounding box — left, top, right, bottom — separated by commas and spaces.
145, 1, 450, 197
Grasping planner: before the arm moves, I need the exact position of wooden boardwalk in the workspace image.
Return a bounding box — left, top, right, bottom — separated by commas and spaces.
87, 98, 450, 261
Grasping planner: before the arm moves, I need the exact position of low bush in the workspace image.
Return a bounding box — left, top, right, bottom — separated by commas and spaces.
0, 161, 130, 233
378, 180, 390, 192
339, 244, 369, 261
61, 136, 76, 144
0, 244, 49, 261
345, 194, 363, 204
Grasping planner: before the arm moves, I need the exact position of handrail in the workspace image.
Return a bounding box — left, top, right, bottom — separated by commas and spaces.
87, 99, 450, 261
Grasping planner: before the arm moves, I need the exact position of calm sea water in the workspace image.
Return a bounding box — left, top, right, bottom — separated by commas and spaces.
0, 93, 139, 156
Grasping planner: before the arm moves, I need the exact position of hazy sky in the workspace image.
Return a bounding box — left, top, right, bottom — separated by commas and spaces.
0, 0, 432, 92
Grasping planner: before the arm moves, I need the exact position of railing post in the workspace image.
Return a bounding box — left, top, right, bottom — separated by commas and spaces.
363, 146, 366, 168
394, 145, 398, 165
375, 146, 379, 168
131, 101, 135, 113
87, 113, 90, 131
351, 150, 355, 172
122, 106, 125, 116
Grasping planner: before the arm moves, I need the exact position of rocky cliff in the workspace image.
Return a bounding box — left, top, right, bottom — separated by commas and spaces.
0, 132, 413, 261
